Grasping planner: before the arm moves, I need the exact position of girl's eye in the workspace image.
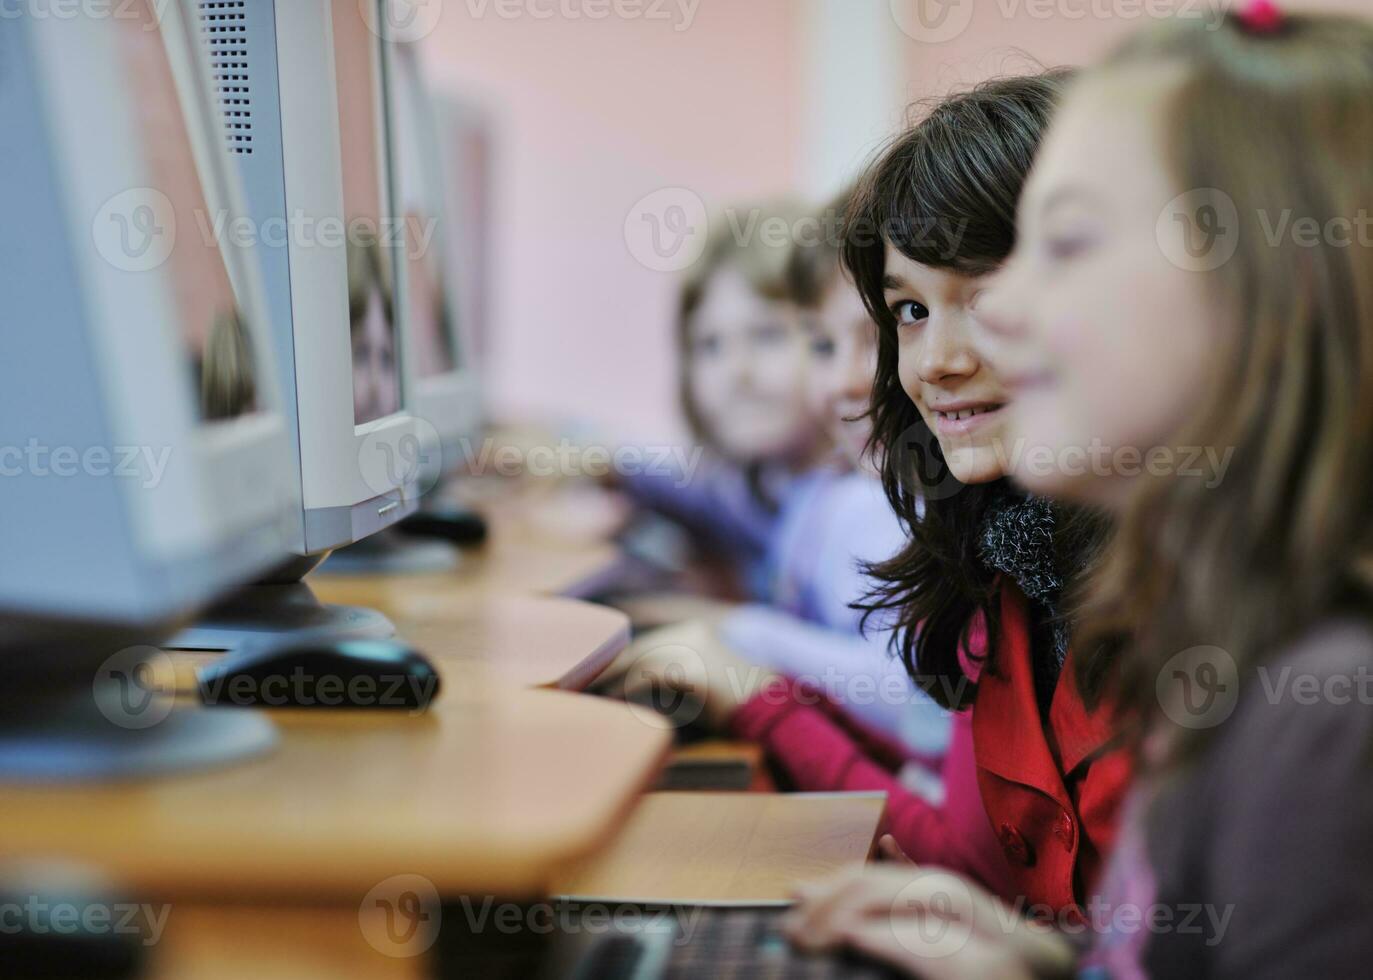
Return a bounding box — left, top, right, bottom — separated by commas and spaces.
752, 322, 789, 345
810, 337, 836, 359
1044, 233, 1094, 262
693, 335, 722, 357
890, 300, 929, 327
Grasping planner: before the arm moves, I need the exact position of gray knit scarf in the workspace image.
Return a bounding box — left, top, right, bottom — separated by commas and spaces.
977, 486, 1071, 710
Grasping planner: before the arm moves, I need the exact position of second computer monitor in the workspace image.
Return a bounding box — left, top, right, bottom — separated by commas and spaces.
390, 45, 485, 486
197, 0, 422, 556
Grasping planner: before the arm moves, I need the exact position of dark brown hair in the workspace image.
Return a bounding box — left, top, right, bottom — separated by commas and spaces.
1072, 14, 1373, 761
844, 71, 1109, 710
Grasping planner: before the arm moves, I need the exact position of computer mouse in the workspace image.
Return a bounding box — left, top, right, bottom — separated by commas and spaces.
198, 638, 442, 711
395, 507, 489, 546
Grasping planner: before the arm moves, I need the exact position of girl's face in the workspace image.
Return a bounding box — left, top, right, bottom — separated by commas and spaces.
805, 277, 878, 474
688, 267, 817, 462
979, 71, 1219, 508
883, 247, 1011, 485
352, 286, 400, 424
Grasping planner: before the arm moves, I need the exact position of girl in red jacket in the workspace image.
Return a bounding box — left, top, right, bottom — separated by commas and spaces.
609, 71, 1129, 917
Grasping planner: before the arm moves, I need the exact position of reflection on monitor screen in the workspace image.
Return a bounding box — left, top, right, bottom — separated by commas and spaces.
334, 0, 402, 426
407, 210, 458, 379
117, 0, 258, 422
446, 111, 493, 368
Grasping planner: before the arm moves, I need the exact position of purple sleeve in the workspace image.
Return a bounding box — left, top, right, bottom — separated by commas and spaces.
620, 456, 776, 559
719, 603, 949, 757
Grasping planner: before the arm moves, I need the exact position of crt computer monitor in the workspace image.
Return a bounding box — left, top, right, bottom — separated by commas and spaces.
389, 43, 485, 487
316, 43, 493, 576
435, 91, 495, 421
193, 0, 423, 558
170, 0, 431, 645
0, 1, 296, 779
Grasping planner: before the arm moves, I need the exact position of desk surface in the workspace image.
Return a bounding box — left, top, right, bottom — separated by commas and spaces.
312, 483, 628, 606
554, 792, 886, 905
291, 591, 630, 691
0, 688, 673, 902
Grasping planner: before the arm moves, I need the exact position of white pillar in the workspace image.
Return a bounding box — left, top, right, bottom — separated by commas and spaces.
797, 0, 907, 201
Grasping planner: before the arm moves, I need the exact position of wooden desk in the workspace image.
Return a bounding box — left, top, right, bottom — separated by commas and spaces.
148, 906, 424, 980
554, 792, 886, 905
313, 482, 629, 606
0, 689, 673, 902
294, 589, 630, 691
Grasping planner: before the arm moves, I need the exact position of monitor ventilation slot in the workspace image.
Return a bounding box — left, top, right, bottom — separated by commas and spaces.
200, 1, 253, 155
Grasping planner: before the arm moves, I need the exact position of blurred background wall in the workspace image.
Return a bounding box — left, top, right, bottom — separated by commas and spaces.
418, 0, 1364, 442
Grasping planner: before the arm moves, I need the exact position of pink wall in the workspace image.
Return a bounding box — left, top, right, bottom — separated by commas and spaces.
420, 0, 1369, 440
895, 0, 1372, 101
420, 1, 800, 441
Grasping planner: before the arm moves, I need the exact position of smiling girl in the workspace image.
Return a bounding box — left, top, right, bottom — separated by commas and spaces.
787, 7, 1373, 978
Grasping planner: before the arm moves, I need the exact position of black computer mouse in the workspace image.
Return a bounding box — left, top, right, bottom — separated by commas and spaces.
395, 507, 489, 546
198, 638, 442, 711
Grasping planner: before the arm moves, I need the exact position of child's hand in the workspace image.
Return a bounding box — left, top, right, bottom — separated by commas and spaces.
877, 834, 914, 864
783, 865, 1074, 980
594, 620, 778, 730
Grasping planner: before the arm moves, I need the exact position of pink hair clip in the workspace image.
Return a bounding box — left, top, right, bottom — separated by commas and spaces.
1236, 0, 1284, 34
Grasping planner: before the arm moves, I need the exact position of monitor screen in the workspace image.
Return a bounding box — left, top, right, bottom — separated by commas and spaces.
117, 0, 258, 423
394, 52, 460, 381
333, 0, 402, 426
404, 192, 459, 380
444, 107, 493, 368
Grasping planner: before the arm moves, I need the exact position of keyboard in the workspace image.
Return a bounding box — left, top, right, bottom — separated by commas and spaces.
556, 906, 902, 980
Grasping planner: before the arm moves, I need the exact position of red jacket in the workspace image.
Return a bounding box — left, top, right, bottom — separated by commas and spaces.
730, 579, 1131, 914
968, 581, 1131, 915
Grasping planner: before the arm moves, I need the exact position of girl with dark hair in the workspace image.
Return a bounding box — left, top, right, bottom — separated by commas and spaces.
787, 7, 1373, 978
611, 71, 1131, 914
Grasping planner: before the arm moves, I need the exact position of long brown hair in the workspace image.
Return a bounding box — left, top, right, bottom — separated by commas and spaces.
1075, 14, 1373, 761
844, 72, 1109, 710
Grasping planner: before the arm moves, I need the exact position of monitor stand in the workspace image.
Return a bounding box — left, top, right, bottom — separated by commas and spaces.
317, 504, 489, 577
0, 622, 278, 783
317, 527, 461, 576
166, 555, 396, 653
